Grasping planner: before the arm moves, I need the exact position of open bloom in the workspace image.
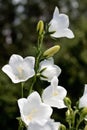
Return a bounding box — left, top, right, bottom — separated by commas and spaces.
49, 6, 74, 39
27, 119, 60, 130
18, 91, 53, 126
42, 76, 67, 109
79, 84, 87, 108
39, 57, 61, 82
2, 54, 35, 83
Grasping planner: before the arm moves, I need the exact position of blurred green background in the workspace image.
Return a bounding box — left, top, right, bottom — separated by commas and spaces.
0, 0, 87, 129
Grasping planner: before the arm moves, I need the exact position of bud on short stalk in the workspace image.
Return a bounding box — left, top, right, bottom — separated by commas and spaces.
37, 20, 44, 35
84, 125, 87, 130
59, 124, 66, 130
43, 45, 60, 58
80, 107, 87, 118
64, 97, 71, 108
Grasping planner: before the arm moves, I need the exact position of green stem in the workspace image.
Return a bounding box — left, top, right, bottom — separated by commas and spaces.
76, 118, 83, 130
29, 75, 36, 94
35, 33, 44, 72
21, 82, 24, 98
18, 125, 23, 130
28, 32, 44, 95
18, 118, 24, 130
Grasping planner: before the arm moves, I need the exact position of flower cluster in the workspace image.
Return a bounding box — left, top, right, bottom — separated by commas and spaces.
2, 6, 87, 130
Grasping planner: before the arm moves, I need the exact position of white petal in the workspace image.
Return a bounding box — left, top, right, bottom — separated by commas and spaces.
18, 98, 27, 114
18, 91, 52, 126
2, 54, 35, 83
2, 65, 20, 83
51, 28, 74, 38
27, 119, 60, 130
79, 94, 87, 108
56, 86, 67, 99
40, 58, 54, 67
53, 7, 59, 19
33, 104, 53, 125
42, 65, 61, 82
49, 6, 74, 39
42, 85, 52, 101
51, 76, 58, 87
50, 14, 69, 30
24, 56, 35, 68
42, 83, 67, 109
9, 54, 23, 67
39, 58, 61, 82
83, 84, 87, 95
58, 14, 69, 28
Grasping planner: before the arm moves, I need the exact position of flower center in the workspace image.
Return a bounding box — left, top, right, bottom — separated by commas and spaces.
26, 108, 38, 121
52, 91, 58, 96
17, 66, 23, 74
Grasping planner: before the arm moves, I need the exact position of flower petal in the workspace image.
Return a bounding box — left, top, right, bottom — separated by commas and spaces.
27, 119, 60, 130
2, 54, 35, 83
79, 94, 87, 108
39, 58, 61, 82
17, 91, 53, 126
49, 6, 74, 39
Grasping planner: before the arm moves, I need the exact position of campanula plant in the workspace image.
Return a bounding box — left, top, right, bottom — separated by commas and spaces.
2, 6, 87, 130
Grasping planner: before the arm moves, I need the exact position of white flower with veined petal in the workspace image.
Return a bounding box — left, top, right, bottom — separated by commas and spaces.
49, 6, 74, 39
42, 76, 67, 109
79, 84, 87, 108
18, 91, 53, 126
27, 119, 61, 130
39, 57, 61, 82
2, 54, 35, 83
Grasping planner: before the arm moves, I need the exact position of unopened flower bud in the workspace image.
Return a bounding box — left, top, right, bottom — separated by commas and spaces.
81, 107, 87, 118
59, 124, 66, 130
84, 125, 87, 130
37, 20, 44, 35
66, 109, 71, 117
64, 97, 71, 108
43, 45, 60, 58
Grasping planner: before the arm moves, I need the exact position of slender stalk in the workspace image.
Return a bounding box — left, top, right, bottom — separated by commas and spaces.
76, 118, 83, 130
29, 33, 44, 95
18, 125, 23, 130
29, 75, 36, 94
21, 82, 24, 98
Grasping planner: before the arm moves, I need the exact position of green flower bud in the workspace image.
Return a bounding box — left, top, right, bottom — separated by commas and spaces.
81, 107, 87, 118
59, 124, 66, 130
84, 125, 87, 130
64, 97, 71, 108
43, 45, 60, 58
37, 20, 44, 35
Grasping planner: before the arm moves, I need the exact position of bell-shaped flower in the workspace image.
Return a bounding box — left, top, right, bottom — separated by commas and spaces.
18, 91, 53, 126
2, 54, 35, 83
39, 57, 61, 82
49, 6, 74, 39
79, 84, 87, 108
27, 119, 60, 130
42, 76, 67, 109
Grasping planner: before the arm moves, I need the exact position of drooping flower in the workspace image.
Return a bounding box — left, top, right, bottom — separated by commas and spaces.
39, 57, 61, 82
27, 119, 61, 130
2, 54, 35, 83
79, 84, 87, 108
42, 76, 67, 109
49, 6, 74, 39
18, 91, 53, 126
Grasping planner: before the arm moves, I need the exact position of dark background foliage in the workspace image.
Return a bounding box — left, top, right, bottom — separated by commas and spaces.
0, 0, 87, 129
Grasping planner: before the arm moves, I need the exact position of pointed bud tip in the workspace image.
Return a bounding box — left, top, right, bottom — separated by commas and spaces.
37, 20, 44, 35
43, 45, 60, 58
64, 97, 71, 107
